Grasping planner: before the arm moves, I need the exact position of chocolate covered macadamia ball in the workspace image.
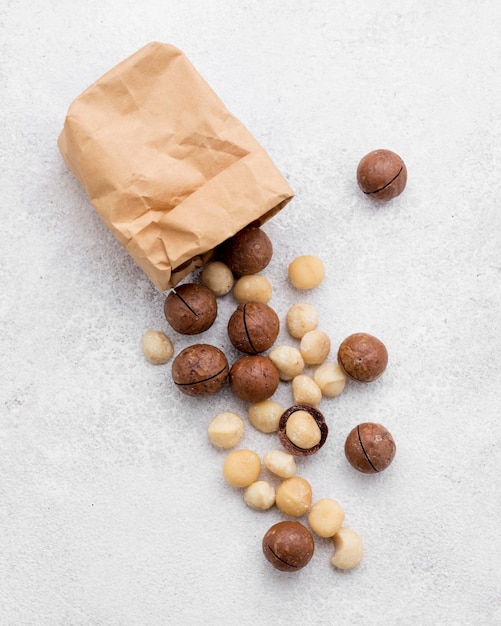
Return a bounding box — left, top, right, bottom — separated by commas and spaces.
357, 149, 407, 202
164, 283, 217, 335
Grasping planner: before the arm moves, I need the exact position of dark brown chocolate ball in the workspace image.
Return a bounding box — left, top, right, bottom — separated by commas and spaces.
219, 226, 273, 277
227, 302, 280, 354
262, 521, 314, 572
229, 355, 279, 402
345, 422, 396, 473
164, 283, 217, 335
171, 344, 228, 397
278, 405, 328, 456
337, 333, 388, 382
357, 149, 407, 202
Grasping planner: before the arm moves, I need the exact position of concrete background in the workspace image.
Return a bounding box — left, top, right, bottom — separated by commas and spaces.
1, 1, 500, 624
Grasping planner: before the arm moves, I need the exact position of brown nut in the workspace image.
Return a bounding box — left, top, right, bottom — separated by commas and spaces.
278, 405, 328, 456
227, 302, 280, 354
229, 355, 279, 403
262, 521, 314, 572
345, 422, 396, 473
171, 344, 229, 397
219, 226, 273, 277
356, 149, 407, 202
337, 333, 388, 382
164, 283, 217, 335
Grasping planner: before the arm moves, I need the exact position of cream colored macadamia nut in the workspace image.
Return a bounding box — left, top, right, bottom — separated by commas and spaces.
243, 480, 276, 510
268, 345, 305, 381
142, 330, 174, 365
292, 375, 322, 406
330, 527, 364, 570
285, 409, 322, 450
248, 400, 284, 433
286, 303, 319, 339
275, 476, 312, 517
308, 498, 345, 538
300, 330, 331, 365
207, 412, 245, 449
313, 362, 347, 397
288, 255, 325, 290
263, 450, 297, 478
233, 274, 272, 304
201, 261, 234, 296
223, 449, 261, 488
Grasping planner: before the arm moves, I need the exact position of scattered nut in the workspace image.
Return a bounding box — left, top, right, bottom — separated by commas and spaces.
286, 302, 319, 338
262, 521, 314, 572
233, 274, 272, 304
171, 344, 228, 397
345, 422, 396, 473
248, 400, 285, 433
300, 329, 331, 365
357, 149, 407, 202
227, 302, 279, 354
201, 261, 234, 296
337, 332, 388, 382
275, 476, 313, 517
291, 375, 322, 406
229, 355, 280, 403
330, 527, 364, 570
164, 283, 217, 335
207, 412, 245, 449
278, 405, 328, 456
263, 449, 297, 478
308, 498, 345, 538
268, 345, 305, 381
223, 449, 261, 488
219, 226, 273, 277
288, 255, 325, 290
243, 480, 275, 510
142, 330, 174, 365
313, 362, 347, 397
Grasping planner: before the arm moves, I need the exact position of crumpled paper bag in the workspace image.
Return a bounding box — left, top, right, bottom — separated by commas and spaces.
58, 42, 294, 290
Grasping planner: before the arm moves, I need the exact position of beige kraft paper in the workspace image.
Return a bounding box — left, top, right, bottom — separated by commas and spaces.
58, 42, 294, 290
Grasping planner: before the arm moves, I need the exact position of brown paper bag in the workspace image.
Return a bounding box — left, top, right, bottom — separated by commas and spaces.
58, 42, 294, 290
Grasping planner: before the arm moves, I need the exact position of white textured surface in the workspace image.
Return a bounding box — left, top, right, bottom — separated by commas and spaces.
1, 1, 500, 625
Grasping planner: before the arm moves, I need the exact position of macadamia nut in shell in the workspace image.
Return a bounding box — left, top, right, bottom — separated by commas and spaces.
338, 333, 388, 382
164, 283, 217, 335
263, 521, 314, 572
172, 344, 229, 397
357, 149, 407, 202
229, 355, 280, 403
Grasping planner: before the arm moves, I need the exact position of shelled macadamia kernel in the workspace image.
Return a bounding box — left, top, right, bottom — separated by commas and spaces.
288, 255, 325, 290
233, 274, 272, 304
313, 362, 347, 397
201, 261, 234, 296
243, 480, 276, 510
223, 449, 261, 488
248, 400, 285, 433
330, 527, 364, 570
207, 412, 245, 449
142, 330, 174, 365
263, 449, 296, 478
275, 476, 312, 517
286, 302, 319, 338
291, 375, 323, 406
300, 330, 331, 365
308, 498, 345, 538
268, 345, 305, 381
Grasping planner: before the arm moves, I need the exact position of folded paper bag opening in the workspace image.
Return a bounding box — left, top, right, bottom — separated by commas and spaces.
58, 42, 294, 291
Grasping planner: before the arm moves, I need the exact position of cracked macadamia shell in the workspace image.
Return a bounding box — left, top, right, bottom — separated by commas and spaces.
356, 149, 407, 202
227, 302, 280, 354
344, 422, 396, 473
337, 332, 388, 382
164, 283, 217, 335
171, 344, 229, 397
262, 521, 314, 572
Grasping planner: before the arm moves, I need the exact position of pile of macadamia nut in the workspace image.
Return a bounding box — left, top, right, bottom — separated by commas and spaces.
142, 151, 405, 574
